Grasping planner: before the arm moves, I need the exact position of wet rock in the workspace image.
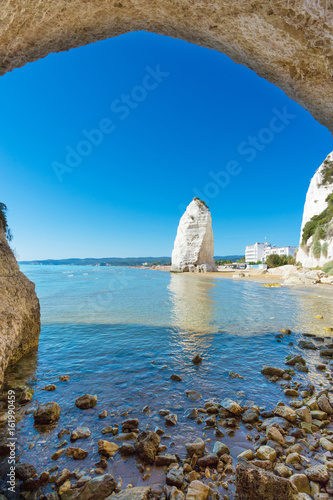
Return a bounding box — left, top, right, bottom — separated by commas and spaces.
197, 454, 219, 468
170, 374, 182, 382
238, 449, 254, 460
284, 389, 299, 397
319, 437, 333, 451
305, 464, 329, 483
235, 460, 295, 500
119, 443, 135, 456
156, 454, 178, 466
99, 410, 108, 419
266, 426, 284, 446
42, 384, 56, 391
101, 426, 114, 435
165, 414, 177, 426
18, 386, 34, 404
185, 438, 205, 457
71, 427, 91, 441
192, 354, 202, 364
59, 479, 72, 496
229, 371, 244, 379
122, 419, 139, 432
261, 366, 284, 377
16, 463, 37, 480
285, 452, 301, 464
75, 394, 97, 409
290, 474, 310, 494
65, 447, 88, 460
242, 408, 259, 423
311, 410, 327, 420
220, 398, 242, 415
51, 448, 66, 460
110, 487, 151, 500
317, 394, 333, 415
169, 486, 185, 500
56, 469, 71, 487
166, 468, 184, 488
285, 355, 305, 366
58, 428, 70, 439
273, 405, 297, 423
186, 480, 210, 500
184, 408, 198, 419
34, 402, 61, 424
98, 440, 119, 458
61, 473, 117, 500
274, 464, 292, 478
296, 406, 312, 423
59, 375, 69, 382
298, 340, 317, 350
21, 477, 41, 492
295, 363, 309, 373
185, 390, 202, 401
212, 442, 230, 456
115, 432, 137, 441
261, 417, 290, 431
256, 446, 276, 462
134, 431, 160, 464
319, 350, 333, 358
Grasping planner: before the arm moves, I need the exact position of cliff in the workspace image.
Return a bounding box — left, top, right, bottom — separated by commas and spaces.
171, 198, 217, 272
297, 152, 333, 268
0, 229, 40, 386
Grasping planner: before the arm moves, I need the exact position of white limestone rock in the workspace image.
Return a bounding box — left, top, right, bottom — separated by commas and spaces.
298, 152, 333, 268
171, 198, 216, 273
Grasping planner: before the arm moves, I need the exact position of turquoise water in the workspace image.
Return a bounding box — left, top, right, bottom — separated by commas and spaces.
2, 265, 333, 490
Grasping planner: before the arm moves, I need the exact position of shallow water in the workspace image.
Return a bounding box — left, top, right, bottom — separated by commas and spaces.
1, 265, 333, 495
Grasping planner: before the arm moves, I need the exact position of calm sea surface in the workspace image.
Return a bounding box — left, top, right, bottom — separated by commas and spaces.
2, 265, 333, 491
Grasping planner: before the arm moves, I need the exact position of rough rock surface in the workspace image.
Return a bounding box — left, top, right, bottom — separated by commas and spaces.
171, 199, 216, 273
298, 152, 333, 268
0, 229, 40, 386
236, 460, 296, 500
0, 1, 332, 133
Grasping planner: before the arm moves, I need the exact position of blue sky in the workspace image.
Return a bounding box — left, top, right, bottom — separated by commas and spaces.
0, 31, 332, 260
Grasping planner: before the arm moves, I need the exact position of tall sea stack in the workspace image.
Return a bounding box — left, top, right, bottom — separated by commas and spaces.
171, 198, 217, 273
0, 228, 40, 386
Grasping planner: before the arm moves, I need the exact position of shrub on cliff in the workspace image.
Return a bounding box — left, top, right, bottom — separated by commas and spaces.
323, 261, 333, 276
0, 203, 12, 241
312, 240, 322, 259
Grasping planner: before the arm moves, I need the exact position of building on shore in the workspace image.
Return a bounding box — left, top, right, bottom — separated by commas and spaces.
245, 242, 297, 263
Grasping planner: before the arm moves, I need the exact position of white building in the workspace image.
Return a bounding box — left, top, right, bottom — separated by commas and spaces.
245, 242, 297, 263
245, 242, 269, 263
264, 245, 297, 260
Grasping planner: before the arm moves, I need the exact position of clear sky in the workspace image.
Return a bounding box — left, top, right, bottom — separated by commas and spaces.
1, 31, 332, 261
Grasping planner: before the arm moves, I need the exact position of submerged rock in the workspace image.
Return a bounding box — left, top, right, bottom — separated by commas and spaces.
75, 394, 97, 409
171, 198, 216, 273
109, 486, 151, 500
34, 402, 60, 425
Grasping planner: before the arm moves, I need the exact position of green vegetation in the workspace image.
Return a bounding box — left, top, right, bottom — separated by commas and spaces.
312, 240, 322, 259
322, 242, 329, 258
301, 193, 333, 245
215, 260, 233, 266
323, 260, 333, 276
266, 254, 295, 268
0, 203, 12, 241
320, 158, 333, 186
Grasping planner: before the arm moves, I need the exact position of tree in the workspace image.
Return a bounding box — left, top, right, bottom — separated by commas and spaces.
266, 254, 295, 268
0, 203, 12, 241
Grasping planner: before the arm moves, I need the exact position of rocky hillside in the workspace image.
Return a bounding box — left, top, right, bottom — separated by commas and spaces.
0, 228, 40, 386
297, 152, 333, 269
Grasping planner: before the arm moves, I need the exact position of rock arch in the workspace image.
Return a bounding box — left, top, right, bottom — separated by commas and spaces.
0, 1, 332, 132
